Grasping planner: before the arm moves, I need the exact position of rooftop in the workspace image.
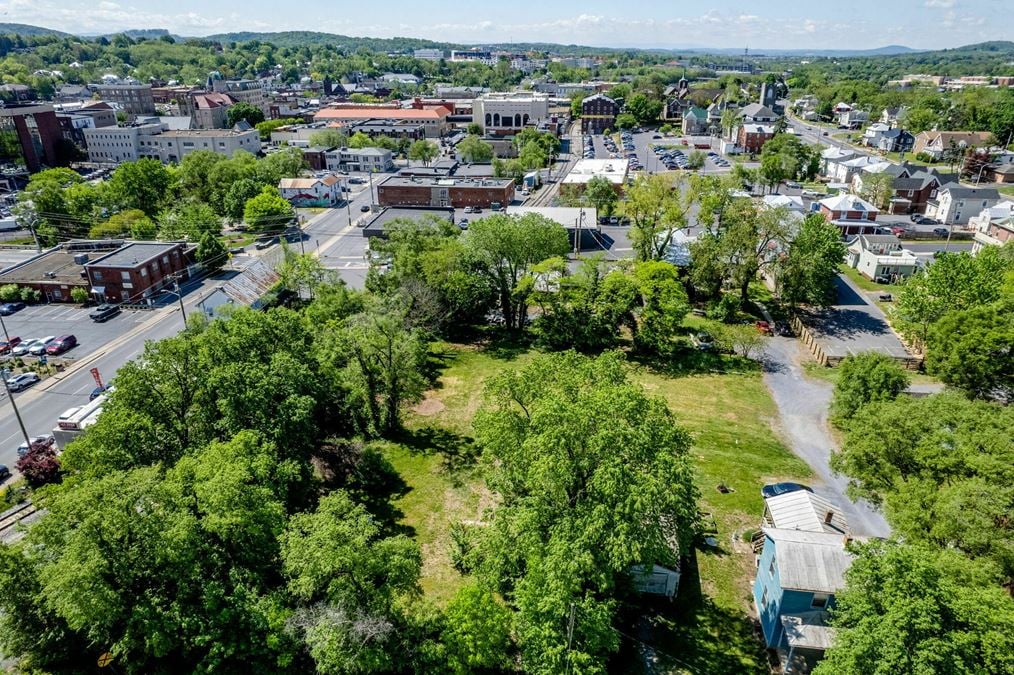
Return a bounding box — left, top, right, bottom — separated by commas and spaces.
764, 491, 850, 535
158, 127, 257, 138
505, 206, 598, 229
316, 107, 449, 121
0, 241, 123, 285
562, 159, 630, 185
763, 527, 855, 593
362, 207, 455, 238
87, 242, 183, 268
379, 176, 513, 189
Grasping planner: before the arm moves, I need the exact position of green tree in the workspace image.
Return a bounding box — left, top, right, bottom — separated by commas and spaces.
686, 150, 706, 170
859, 171, 895, 210
925, 301, 1014, 401
777, 213, 847, 306
243, 186, 295, 232
307, 128, 347, 148
174, 150, 222, 204
106, 158, 172, 217
222, 177, 264, 222
255, 118, 290, 140
442, 584, 512, 674
815, 541, 1014, 675
456, 134, 493, 163
156, 201, 222, 241
408, 139, 439, 166
830, 352, 911, 426
88, 209, 153, 240
634, 261, 689, 354
196, 231, 228, 273
465, 213, 570, 329
583, 175, 618, 216
615, 112, 637, 129
625, 173, 691, 261
226, 101, 265, 127
472, 351, 698, 673
625, 92, 663, 125
465, 122, 483, 136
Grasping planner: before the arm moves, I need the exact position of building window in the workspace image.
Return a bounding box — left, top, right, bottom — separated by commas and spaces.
121, 271, 130, 280
760, 587, 768, 607
140, 267, 148, 278
768, 558, 776, 578
811, 593, 829, 609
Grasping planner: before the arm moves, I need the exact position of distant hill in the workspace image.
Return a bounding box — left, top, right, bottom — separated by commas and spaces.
0, 22, 71, 37
202, 30, 456, 52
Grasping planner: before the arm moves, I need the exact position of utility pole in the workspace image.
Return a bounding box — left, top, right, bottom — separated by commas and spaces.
574, 207, 583, 256
174, 280, 187, 325
1, 367, 32, 450
0, 313, 8, 343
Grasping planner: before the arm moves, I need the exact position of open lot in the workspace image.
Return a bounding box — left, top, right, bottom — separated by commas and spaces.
376, 335, 811, 670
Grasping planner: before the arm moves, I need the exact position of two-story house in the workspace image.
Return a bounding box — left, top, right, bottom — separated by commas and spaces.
852, 163, 955, 214
912, 131, 991, 160
926, 183, 1001, 225
738, 123, 776, 154
278, 175, 342, 207
846, 234, 920, 281
818, 193, 880, 235
970, 200, 1014, 254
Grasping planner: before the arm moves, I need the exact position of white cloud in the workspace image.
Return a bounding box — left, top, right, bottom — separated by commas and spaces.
925, 0, 956, 7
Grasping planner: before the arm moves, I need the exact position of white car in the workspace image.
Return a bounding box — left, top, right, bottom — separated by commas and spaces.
11, 339, 39, 357
6, 372, 40, 392
29, 336, 56, 356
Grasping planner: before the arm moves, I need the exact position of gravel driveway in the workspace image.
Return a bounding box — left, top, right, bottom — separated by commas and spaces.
761, 336, 891, 538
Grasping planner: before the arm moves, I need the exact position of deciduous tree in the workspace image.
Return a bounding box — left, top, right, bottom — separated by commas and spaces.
830, 352, 910, 425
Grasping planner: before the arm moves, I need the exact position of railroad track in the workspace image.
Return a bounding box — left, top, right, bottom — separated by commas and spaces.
0, 501, 37, 535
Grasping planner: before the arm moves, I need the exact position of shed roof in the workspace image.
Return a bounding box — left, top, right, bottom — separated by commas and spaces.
763, 528, 854, 593
781, 612, 837, 650
764, 491, 850, 535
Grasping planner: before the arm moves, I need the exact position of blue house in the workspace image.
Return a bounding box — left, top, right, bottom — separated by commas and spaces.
753, 490, 857, 674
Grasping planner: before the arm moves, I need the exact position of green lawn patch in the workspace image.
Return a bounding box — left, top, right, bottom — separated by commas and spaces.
838, 263, 892, 292
377, 334, 810, 666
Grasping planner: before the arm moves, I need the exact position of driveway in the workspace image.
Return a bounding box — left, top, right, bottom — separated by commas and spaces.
761, 336, 891, 538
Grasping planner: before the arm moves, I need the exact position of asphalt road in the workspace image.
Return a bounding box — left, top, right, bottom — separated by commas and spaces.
761, 335, 891, 538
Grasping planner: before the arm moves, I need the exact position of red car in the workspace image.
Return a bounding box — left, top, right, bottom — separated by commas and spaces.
755, 321, 773, 335
0, 336, 21, 354
45, 334, 77, 355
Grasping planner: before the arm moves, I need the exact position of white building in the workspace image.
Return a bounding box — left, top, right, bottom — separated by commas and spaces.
846, 234, 920, 282
324, 147, 394, 173
413, 48, 444, 61
561, 159, 629, 193
926, 183, 1002, 225
278, 175, 342, 207
969, 200, 1014, 253
472, 91, 551, 132
83, 122, 165, 163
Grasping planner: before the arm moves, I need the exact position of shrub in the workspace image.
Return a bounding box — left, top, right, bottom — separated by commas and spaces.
707, 294, 742, 323
830, 352, 911, 426
70, 287, 89, 304
15, 445, 61, 487
0, 284, 19, 302
19, 287, 41, 304
914, 152, 934, 163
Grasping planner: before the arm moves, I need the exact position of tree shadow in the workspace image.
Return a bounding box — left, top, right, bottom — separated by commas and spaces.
630, 344, 762, 379
473, 327, 535, 361
612, 549, 769, 674
392, 425, 480, 481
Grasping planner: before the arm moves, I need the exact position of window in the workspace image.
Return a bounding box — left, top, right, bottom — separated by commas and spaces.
121, 271, 130, 280
768, 558, 776, 578
162, 255, 170, 265
760, 587, 768, 607
140, 267, 148, 278
811, 593, 829, 609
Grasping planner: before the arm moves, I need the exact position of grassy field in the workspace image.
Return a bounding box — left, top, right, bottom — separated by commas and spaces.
376, 331, 811, 671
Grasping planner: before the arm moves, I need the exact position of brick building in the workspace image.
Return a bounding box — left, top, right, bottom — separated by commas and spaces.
85, 241, 192, 304
580, 94, 619, 134
737, 123, 776, 154
0, 104, 65, 172
377, 176, 514, 209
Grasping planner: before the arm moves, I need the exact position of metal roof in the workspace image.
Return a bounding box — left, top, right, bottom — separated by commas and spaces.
764, 491, 850, 535
781, 612, 837, 650
86, 242, 182, 269
763, 528, 855, 593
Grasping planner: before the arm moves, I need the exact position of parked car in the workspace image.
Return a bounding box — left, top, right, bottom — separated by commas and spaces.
15, 434, 54, 456
754, 320, 773, 335
89, 303, 121, 322
360, 204, 371, 212
933, 227, 950, 237
254, 237, 279, 250
890, 226, 909, 236
45, 334, 77, 355
11, 339, 39, 356
0, 336, 21, 354
29, 336, 56, 355
0, 464, 9, 481
784, 181, 801, 189
458, 218, 469, 230
6, 372, 40, 392
761, 482, 813, 499
0, 301, 25, 316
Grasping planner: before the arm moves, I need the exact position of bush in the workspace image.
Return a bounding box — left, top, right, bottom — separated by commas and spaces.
70, 287, 89, 304
707, 294, 742, 323
830, 352, 911, 426
19, 287, 41, 304
0, 284, 19, 302
15, 445, 60, 487
914, 152, 934, 163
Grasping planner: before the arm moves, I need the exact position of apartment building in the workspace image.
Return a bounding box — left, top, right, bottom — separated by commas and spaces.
93, 84, 156, 115
83, 122, 165, 163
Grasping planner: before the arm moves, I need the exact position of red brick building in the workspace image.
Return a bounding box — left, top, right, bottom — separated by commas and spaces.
377, 176, 515, 209
0, 104, 65, 172
818, 194, 880, 236
737, 123, 776, 154
85, 242, 192, 304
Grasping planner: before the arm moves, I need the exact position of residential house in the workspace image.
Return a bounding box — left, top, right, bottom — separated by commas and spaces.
881, 106, 906, 126
970, 201, 1014, 253
926, 183, 1001, 225
739, 103, 778, 123
912, 131, 992, 160
985, 163, 1014, 184
761, 491, 850, 536
737, 123, 776, 154
873, 163, 953, 214
861, 124, 914, 153
819, 193, 880, 235
838, 109, 868, 129
827, 155, 886, 185
819, 147, 856, 176
754, 528, 856, 674
580, 93, 619, 134
846, 234, 920, 281
681, 106, 710, 136
278, 175, 342, 207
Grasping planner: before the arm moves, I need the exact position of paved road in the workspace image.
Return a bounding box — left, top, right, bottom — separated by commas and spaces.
761, 336, 891, 538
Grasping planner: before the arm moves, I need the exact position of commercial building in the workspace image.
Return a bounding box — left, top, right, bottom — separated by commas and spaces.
361, 206, 455, 238
190, 92, 236, 129
737, 123, 776, 154
315, 106, 449, 138
413, 48, 444, 61
325, 147, 394, 173
580, 94, 619, 134
0, 104, 65, 172
561, 159, 629, 195
83, 122, 165, 163
93, 84, 156, 115
472, 92, 551, 135
377, 176, 514, 209
450, 50, 496, 66
85, 241, 191, 304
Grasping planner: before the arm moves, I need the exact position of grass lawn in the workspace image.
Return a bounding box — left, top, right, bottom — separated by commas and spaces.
998, 185, 1014, 198
376, 330, 811, 670
838, 263, 893, 293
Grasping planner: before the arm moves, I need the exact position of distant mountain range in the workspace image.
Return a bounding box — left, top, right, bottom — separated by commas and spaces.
1, 22, 1011, 62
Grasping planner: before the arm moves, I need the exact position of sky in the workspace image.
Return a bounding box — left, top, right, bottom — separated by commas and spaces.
1, 0, 1011, 50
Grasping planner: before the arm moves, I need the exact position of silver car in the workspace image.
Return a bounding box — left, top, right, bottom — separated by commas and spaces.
6, 372, 40, 392
11, 339, 39, 357
29, 336, 56, 356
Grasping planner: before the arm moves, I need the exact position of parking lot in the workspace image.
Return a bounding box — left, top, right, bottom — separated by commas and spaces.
587, 129, 740, 176
0, 304, 149, 369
